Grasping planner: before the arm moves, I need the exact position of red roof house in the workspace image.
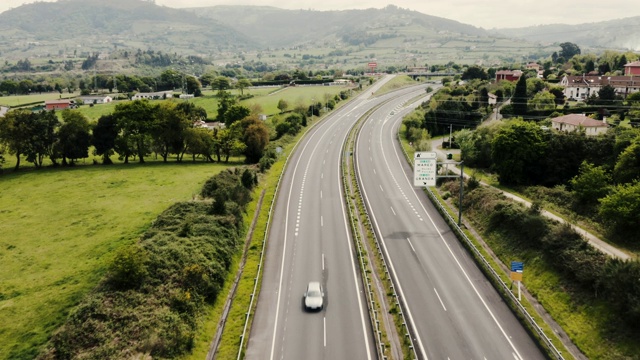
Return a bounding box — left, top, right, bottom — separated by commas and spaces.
624, 61, 640, 76
44, 100, 73, 111
495, 70, 523, 82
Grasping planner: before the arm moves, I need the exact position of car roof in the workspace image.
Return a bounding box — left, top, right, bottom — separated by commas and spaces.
307, 281, 321, 291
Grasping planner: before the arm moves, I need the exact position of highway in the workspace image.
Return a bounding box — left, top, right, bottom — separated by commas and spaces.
354, 94, 547, 359
245, 76, 430, 360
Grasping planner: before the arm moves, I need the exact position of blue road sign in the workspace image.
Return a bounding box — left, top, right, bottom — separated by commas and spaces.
511, 261, 524, 273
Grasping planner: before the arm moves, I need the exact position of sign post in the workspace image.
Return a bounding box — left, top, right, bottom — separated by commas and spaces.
368, 62, 377, 73
510, 261, 524, 301
413, 152, 437, 187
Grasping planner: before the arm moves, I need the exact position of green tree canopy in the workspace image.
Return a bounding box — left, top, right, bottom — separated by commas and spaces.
112, 100, 156, 163
491, 119, 547, 185
92, 114, 118, 165
570, 161, 611, 207
599, 181, 640, 240
56, 110, 91, 165
614, 141, 640, 184
512, 75, 528, 116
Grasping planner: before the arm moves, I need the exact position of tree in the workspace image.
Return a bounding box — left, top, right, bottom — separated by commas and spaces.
215, 127, 245, 163
461, 65, 488, 81
224, 104, 251, 128
599, 181, 640, 240
240, 116, 269, 163
56, 110, 91, 165
236, 78, 252, 96
598, 85, 617, 104
277, 99, 289, 113
184, 127, 215, 162
216, 90, 235, 123
614, 142, 640, 184
548, 86, 566, 106
0, 110, 32, 170
185, 76, 202, 97
175, 101, 207, 123
24, 111, 59, 168
570, 161, 611, 207
491, 119, 547, 185
529, 91, 556, 111
92, 114, 118, 164
112, 100, 156, 163
151, 101, 190, 162
559, 42, 581, 60
212, 76, 231, 93
512, 75, 528, 116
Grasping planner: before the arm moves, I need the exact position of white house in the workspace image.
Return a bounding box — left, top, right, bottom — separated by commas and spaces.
560, 75, 640, 100
551, 114, 609, 136
131, 91, 173, 100
79, 95, 112, 105
488, 93, 497, 106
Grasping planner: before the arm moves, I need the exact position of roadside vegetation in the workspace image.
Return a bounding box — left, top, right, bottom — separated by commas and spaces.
399, 56, 640, 356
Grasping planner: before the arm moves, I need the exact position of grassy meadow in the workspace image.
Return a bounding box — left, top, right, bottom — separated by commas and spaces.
0, 161, 232, 359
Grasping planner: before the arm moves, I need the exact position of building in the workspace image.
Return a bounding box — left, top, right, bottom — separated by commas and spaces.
495, 70, 523, 82
0, 106, 9, 117
551, 114, 609, 136
624, 61, 640, 76
78, 95, 112, 105
526, 62, 541, 71
131, 91, 173, 100
488, 93, 497, 106
560, 75, 640, 100
45, 100, 74, 111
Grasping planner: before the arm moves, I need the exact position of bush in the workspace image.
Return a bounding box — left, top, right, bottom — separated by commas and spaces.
107, 246, 148, 290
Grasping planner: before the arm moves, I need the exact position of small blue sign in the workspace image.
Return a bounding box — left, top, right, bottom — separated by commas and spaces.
511, 261, 524, 273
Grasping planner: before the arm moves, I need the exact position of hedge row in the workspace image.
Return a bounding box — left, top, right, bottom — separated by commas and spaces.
458, 184, 640, 330
38, 168, 257, 360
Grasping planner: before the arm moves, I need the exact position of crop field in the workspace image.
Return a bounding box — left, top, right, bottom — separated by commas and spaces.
0, 161, 233, 359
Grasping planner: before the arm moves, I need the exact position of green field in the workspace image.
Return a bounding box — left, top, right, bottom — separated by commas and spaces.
0, 161, 233, 359
0, 92, 80, 107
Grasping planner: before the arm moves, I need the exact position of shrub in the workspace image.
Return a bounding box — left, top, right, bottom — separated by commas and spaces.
107, 246, 148, 290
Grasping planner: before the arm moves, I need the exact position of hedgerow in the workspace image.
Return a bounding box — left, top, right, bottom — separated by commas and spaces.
38, 167, 257, 360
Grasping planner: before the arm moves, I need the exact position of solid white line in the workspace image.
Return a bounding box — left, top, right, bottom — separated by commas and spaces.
324, 317, 327, 347
407, 238, 416, 252
434, 288, 447, 311
390, 206, 396, 216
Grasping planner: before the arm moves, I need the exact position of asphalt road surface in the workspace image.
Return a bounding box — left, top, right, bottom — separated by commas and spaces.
245, 77, 431, 360
354, 93, 547, 360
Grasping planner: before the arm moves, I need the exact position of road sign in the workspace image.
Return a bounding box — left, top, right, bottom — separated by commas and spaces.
511, 261, 524, 272
413, 152, 437, 187
510, 261, 524, 281
368, 62, 377, 68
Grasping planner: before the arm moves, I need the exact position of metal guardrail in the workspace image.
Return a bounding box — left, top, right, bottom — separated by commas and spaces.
342, 119, 386, 360
397, 135, 565, 360
350, 103, 420, 360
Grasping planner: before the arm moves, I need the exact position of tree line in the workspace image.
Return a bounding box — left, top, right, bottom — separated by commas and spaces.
0, 95, 271, 171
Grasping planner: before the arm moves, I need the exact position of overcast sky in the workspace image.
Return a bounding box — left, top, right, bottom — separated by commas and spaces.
1, 0, 638, 29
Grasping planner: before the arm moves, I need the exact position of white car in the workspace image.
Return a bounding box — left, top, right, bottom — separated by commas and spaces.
304, 281, 324, 311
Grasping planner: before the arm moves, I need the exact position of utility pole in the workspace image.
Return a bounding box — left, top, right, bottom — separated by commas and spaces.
448, 124, 453, 149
